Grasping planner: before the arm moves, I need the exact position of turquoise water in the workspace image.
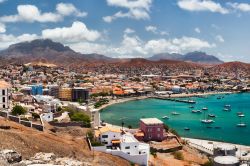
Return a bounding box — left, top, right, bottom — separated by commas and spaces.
101, 93, 250, 145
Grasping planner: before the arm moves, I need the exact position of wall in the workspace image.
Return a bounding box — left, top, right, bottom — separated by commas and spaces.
0, 111, 44, 131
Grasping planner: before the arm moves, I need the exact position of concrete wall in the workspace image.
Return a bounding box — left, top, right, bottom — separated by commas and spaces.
0, 111, 44, 132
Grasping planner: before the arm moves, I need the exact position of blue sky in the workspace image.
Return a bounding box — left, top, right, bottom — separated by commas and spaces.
0, 0, 250, 62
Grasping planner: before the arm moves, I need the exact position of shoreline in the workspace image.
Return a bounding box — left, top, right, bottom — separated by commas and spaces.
96, 91, 236, 111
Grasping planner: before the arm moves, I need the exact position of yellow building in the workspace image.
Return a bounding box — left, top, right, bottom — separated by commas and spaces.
59, 88, 72, 101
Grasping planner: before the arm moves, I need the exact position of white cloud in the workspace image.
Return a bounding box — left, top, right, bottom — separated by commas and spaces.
227, 2, 250, 12
103, 0, 153, 22
0, 3, 87, 23
145, 25, 157, 33
0, 33, 38, 49
0, 0, 6, 3
195, 27, 201, 33
124, 28, 135, 34
0, 23, 6, 33
56, 3, 87, 17
177, 0, 229, 14
215, 35, 224, 43
145, 37, 215, 54
42, 21, 101, 43
0, 5, 62, 23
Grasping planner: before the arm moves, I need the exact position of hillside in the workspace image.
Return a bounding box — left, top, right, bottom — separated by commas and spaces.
208, 61, 250, 75
0, 39, 114, 65
148, 51, 223, 64
0, 118, 130, 166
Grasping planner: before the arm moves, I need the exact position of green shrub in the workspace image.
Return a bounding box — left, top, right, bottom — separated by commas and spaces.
202, 160, 213, 166
91, 141, 104, 146
32, 112, 40, 120
12, 105, 27, 116
172, 151, 184, 160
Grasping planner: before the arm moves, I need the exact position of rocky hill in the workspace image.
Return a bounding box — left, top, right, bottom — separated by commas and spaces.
148, 51, 223, 64
0, 118, 129, 166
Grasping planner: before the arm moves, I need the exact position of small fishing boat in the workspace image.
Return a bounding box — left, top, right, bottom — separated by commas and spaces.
237, 112, 243, 115
184, 127, 190, 131
224, 105, 231, 108
189, 105, 194, 108
214, 126, 221, 129
202, 107, 208, 110
223, 108, 231, 111
171, 112, 180, 115
217, 96, 222, 99
192, 110, 202, 113
208, 114, 216, 118
201, 119, 214, 124
162, 116, 169, 119
207, 126, 213, 129
238, 114, 245, 117
237, 123, 247, 127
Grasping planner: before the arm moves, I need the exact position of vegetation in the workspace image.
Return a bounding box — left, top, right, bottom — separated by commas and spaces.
128, 125, 132, 129
202, 160, 213, 166
87, 129, 104, 146
170, 128, 180, 138
91, 92, 109, 98
12, 105, 27, 116
64, 107, 91, 127
150, 148, 157, 158
163, 124, 169, 132
56, 106, 62, 112
31, 112, 40, 120
94, 98, 109, 108
172, 151, 184, 160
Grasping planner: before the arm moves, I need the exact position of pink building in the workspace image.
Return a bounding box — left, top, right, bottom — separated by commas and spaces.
140, 118, 164, 142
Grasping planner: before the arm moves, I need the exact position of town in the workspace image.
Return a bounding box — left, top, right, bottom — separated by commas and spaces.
0, 62, 249, 165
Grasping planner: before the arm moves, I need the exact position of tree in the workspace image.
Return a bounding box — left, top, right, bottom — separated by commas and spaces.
32, 112, 40, 120
12, 105, 27, 116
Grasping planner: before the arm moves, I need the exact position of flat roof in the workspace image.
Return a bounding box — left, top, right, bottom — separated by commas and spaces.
0, 80, 11, 89
140, 118, 163, 125
214, 156, 239, 164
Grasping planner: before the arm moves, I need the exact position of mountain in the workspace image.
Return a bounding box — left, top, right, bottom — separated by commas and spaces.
0, 39, 113, 65
148, 51, 223, 64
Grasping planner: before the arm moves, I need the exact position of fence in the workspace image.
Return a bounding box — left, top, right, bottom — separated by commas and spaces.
49, 121, 89, 128
0, 110, 44, 131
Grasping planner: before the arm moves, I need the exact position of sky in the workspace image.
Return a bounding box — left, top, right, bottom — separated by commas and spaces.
0, 0, 250, 62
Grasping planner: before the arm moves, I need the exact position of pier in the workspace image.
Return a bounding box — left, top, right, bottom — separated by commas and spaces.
152, 96, 196, 104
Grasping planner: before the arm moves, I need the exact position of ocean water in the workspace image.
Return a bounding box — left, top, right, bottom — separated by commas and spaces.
100, 93, 250, 145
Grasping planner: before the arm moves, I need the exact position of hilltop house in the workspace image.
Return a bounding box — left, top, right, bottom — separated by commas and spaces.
140, 118, 164, 142
93, 126, 150, 166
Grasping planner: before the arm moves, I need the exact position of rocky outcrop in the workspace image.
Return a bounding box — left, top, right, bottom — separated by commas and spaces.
0, 150, 90, 166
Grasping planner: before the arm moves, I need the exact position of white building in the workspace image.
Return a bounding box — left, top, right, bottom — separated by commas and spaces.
0, 81, 11, 110
41, 112, 54, 122
94, 126, 150, 166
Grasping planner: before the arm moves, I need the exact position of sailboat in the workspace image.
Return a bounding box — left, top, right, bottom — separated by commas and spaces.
237, 117, 247, 127
201, 109, 214, 124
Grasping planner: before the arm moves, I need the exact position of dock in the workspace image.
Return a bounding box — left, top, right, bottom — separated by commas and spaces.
153, 96, 196, 104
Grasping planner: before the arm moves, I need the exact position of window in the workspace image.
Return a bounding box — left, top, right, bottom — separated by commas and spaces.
157, 128, 161, 131
127, 152, 130, 154
3, 104, 5, 109
102, 141, 108, 144
134, 146, 137, 148
157, 134, 160, 138
125, 146, 130, 149
2, 97, 5, 103
2, 90, 5, 96
102, 135, 108, 138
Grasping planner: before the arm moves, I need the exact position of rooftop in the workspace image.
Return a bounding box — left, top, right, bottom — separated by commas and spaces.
140, 118, 163, 125
0, 80, 11, 89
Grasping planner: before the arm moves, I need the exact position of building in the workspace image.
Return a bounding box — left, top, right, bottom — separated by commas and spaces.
59, 88, 72, 101
94, 126, 150, 165
72, 87, 89, 102
0, 80, 11, 110
140, 118, 164, 141
47, 85, 59, 98
30, 85, 43, 95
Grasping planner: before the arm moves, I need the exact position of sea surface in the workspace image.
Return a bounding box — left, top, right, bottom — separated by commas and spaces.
100, 93, 250, 145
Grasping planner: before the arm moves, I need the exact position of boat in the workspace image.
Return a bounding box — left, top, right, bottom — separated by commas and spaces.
237, 117, 247, 127
237, 123, 247, 127
225, 105, 231, 107
202, 107, 208, 110
201, 119, 214, 124
237, 112, 243, 115
192, 110, 202, 113
208, 114, 216, 118
238, 114, 245, 117
217, 96, 222, 99
184, 127, 190, 131
188, 100, 196, 104
223, 108, 231, 111
162, 116, 169, 119
171, 112, 180, 115
189, 105, 194, 109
